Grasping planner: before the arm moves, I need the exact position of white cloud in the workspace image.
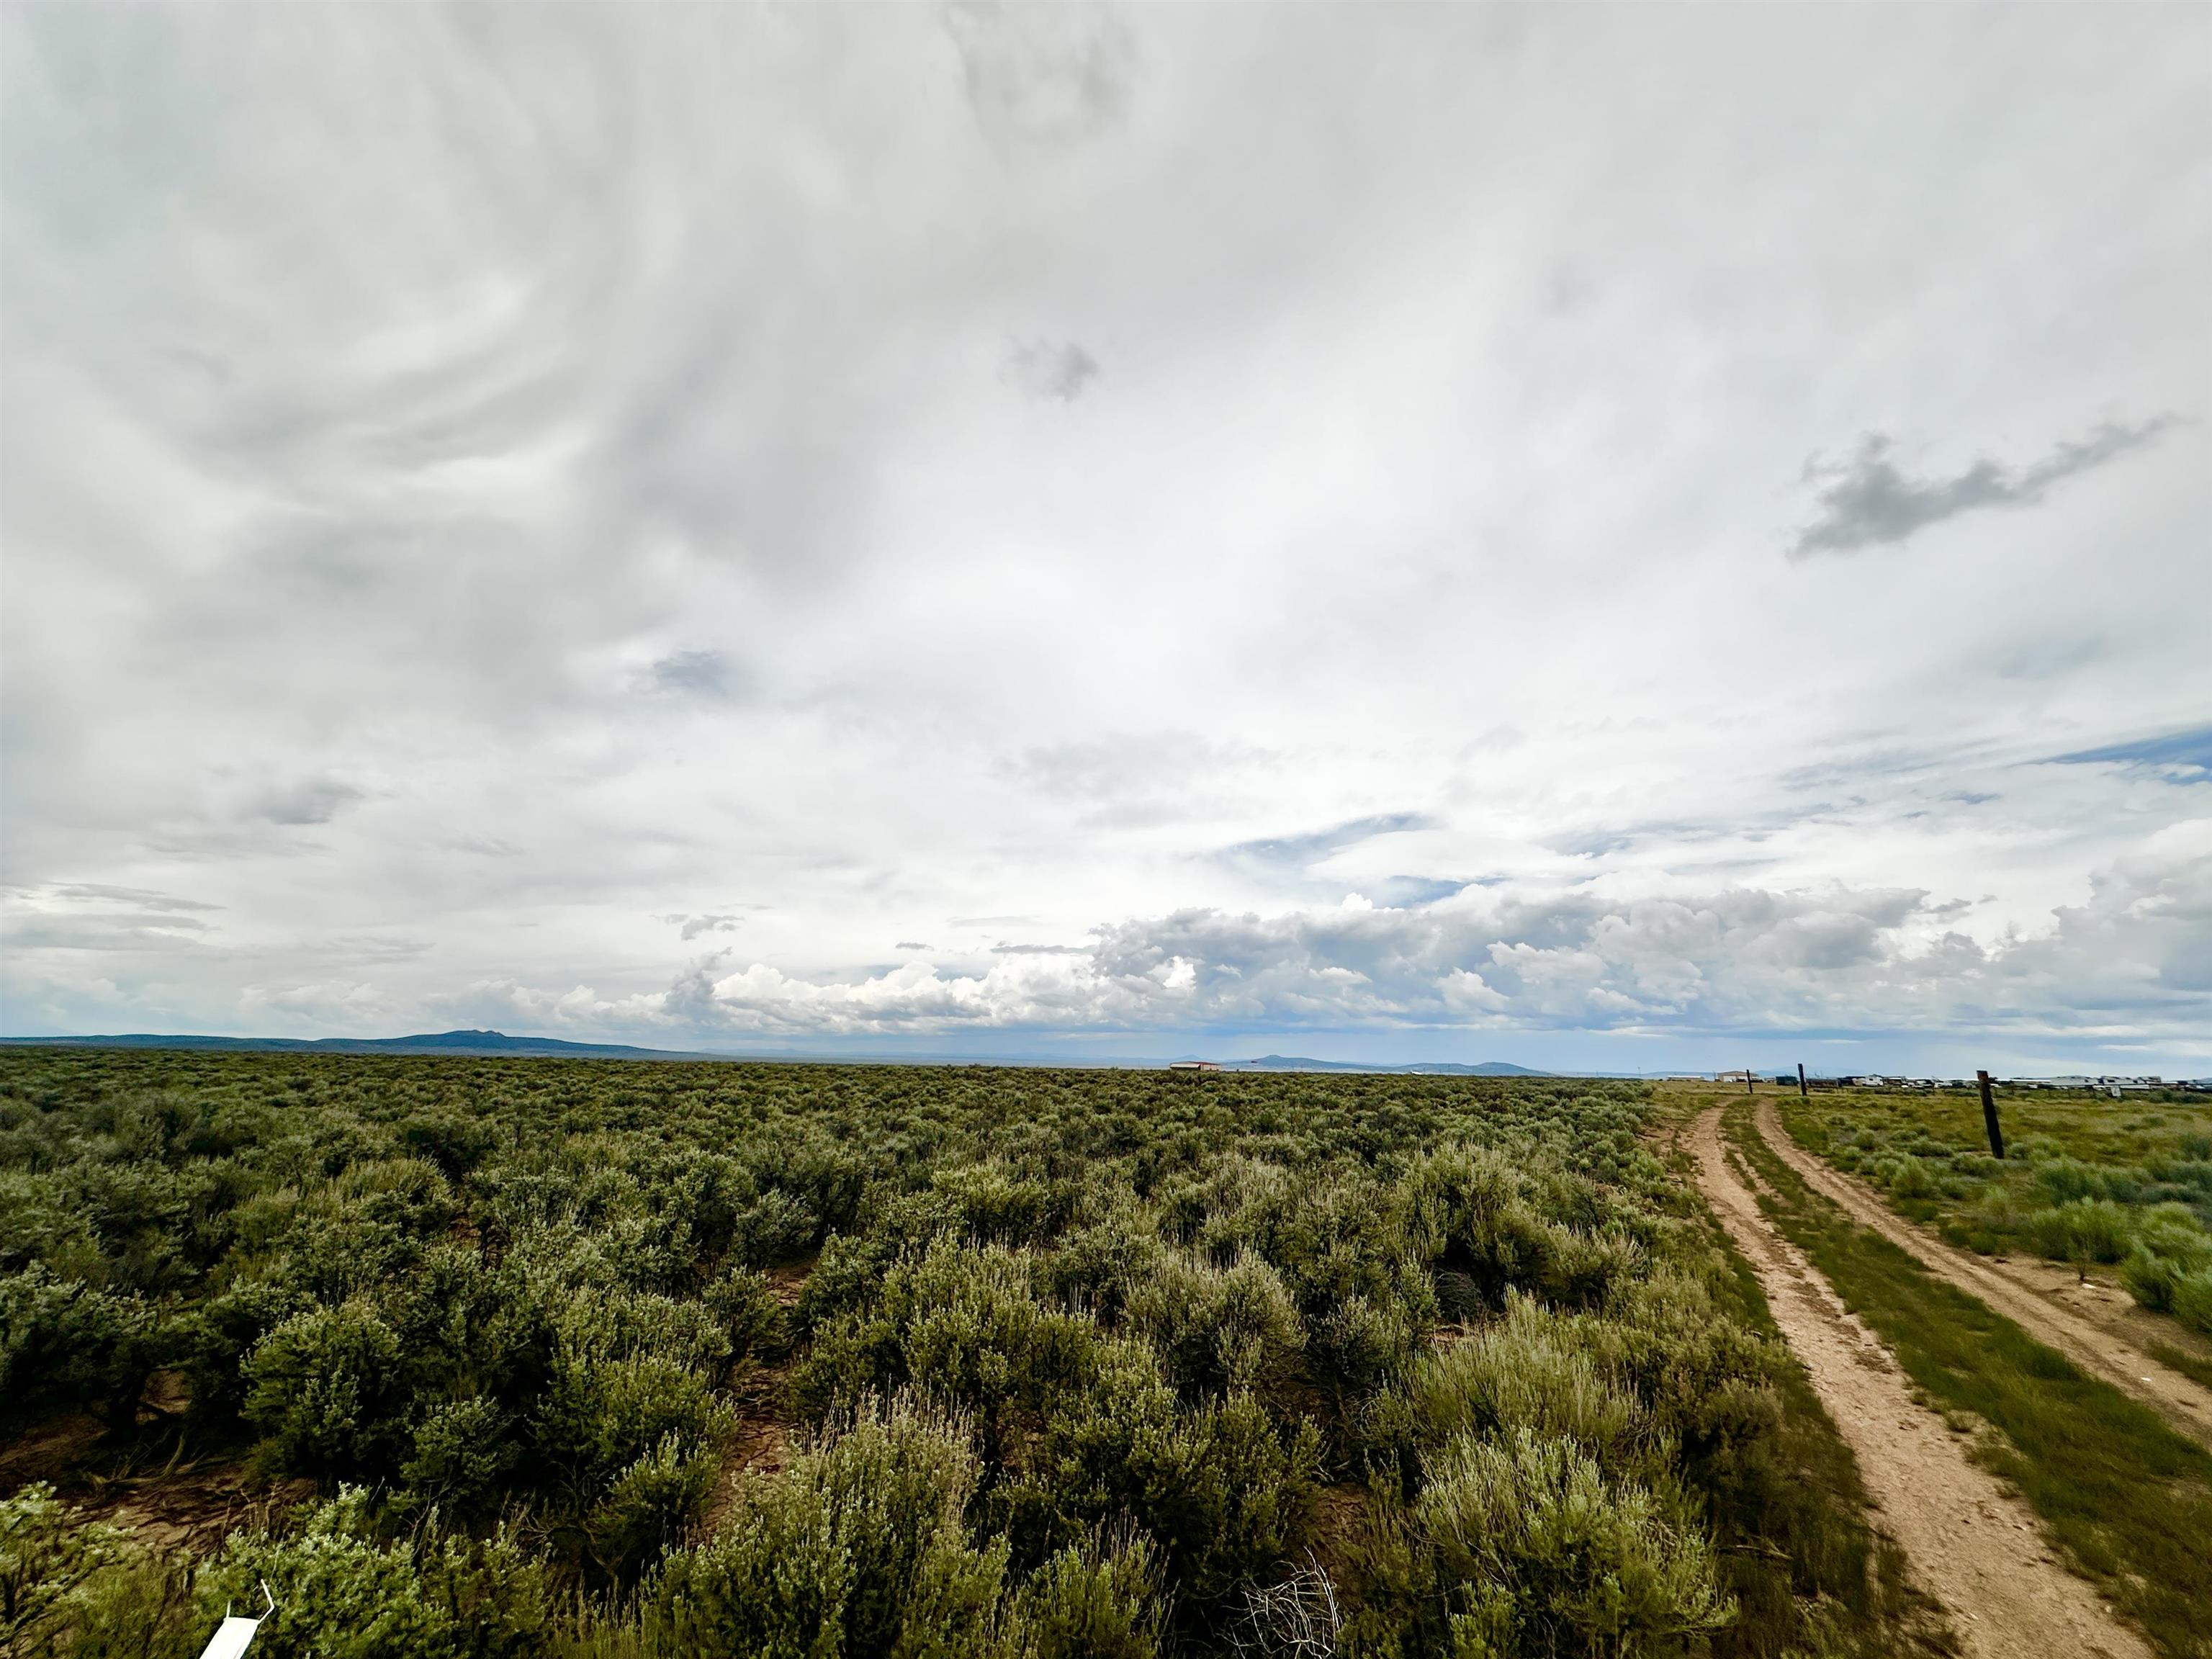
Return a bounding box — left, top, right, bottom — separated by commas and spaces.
387, 833, 2206, 1049
1, 5, 2206, 1070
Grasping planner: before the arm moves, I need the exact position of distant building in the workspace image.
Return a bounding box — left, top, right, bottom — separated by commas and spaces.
1168, 1060, 1220, 1073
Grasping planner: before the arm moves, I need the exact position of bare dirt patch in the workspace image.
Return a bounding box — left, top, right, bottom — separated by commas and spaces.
1690, 1107, 2152, 1659
0, 1414, 311, 1552
698, 1254, 816, 1535
1758, 1100, 2212, 1450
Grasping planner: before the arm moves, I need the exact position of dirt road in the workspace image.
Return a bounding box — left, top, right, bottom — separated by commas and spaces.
1688, 1107, 2152, 1659
1755, 1100, 2212, 1450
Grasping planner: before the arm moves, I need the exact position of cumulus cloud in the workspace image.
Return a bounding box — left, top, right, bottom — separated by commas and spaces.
1789, 418, 2180, 557
535, 839, 2210, 1041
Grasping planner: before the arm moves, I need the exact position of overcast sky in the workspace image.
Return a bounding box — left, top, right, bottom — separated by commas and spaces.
4, 4, 2206, 1074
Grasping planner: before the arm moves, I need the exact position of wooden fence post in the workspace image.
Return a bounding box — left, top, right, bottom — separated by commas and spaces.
1978, 1069, 2005, 1161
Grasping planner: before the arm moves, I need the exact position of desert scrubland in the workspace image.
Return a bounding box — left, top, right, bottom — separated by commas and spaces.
4, 1054, 2208, 1656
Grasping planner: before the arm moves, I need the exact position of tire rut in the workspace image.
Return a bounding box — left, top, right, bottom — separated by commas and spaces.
1688, 1107, 2152, 1659
1755, 1100, 2212, 1450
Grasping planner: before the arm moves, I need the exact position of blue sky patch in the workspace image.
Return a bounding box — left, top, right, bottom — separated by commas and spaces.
2053, 725, 2212, 774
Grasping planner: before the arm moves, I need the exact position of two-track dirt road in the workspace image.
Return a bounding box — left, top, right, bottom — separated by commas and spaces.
1688, 1107, 2153, 1659
1753, 1100, 2212, 1450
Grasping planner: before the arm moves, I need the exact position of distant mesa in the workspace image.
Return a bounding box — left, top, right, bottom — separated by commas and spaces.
0, 1028, 705, 1060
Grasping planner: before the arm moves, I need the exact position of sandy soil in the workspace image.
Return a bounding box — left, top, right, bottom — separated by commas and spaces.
1689, 1107, 2152, 1659
698, 1254, 814, 1533
1758, 1100, 2212, 1450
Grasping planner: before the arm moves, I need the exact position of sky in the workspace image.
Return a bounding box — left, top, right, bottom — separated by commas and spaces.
3, 4, 2207, 1076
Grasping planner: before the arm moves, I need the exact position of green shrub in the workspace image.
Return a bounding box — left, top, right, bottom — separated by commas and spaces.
1881, 1156, 1939, 1201
791, 1233, 891, 1336
932, 1161, 1082, 1247
398, 1114, 501, 1182
243, 1301, 411, 1478
1004, 1341, 1318, 1611
793, 1244, 1102, 1446
197, 1488, 551, 1659
2118, 1203, 2212, 1315
649, 1400, 1004, 1658
2169, 1266, 2212, 1339
2034, 1157, 2109, 1208
1123, 1253, 1305, 1402
1038, 1210, 1164, 1323
1371, 1295, 1642, 1495
588, 1433, 719, 1582
1305, 1290, 1423, 1407
729, 1191, 818, 1269
2, 1483, 132, 1655
1413, 1426, 1732, 1657
0, 1267, 157, 1429
1007, 1533, 1161, 1659
702, 1267, 788, 1364
400, 1398, 518, 1519
534, 1350, 734, 1510
2026, 1200, 2135, 1267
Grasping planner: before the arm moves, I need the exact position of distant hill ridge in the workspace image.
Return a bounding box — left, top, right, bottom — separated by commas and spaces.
0, 1028, 702, 1060
1233, 1055, 1550, 1076
0, 1030, 1552, 1073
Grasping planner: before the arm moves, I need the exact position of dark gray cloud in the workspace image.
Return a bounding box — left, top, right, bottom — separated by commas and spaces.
1789, 418, 2180, 557
1004, 338, 1100, 403
667, 913, 745, 940
255, 778, 363, 826
649, 650, 746, 701
943, 2, 1136, 149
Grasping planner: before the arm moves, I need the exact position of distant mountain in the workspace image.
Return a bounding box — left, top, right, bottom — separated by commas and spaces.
1233, 1055, 1551, 1076
0, 1032, 1562, 1074
0, 1028, 714, 1061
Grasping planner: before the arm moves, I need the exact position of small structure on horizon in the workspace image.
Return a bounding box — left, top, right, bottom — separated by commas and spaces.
1169, 1059, 1220, 1073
